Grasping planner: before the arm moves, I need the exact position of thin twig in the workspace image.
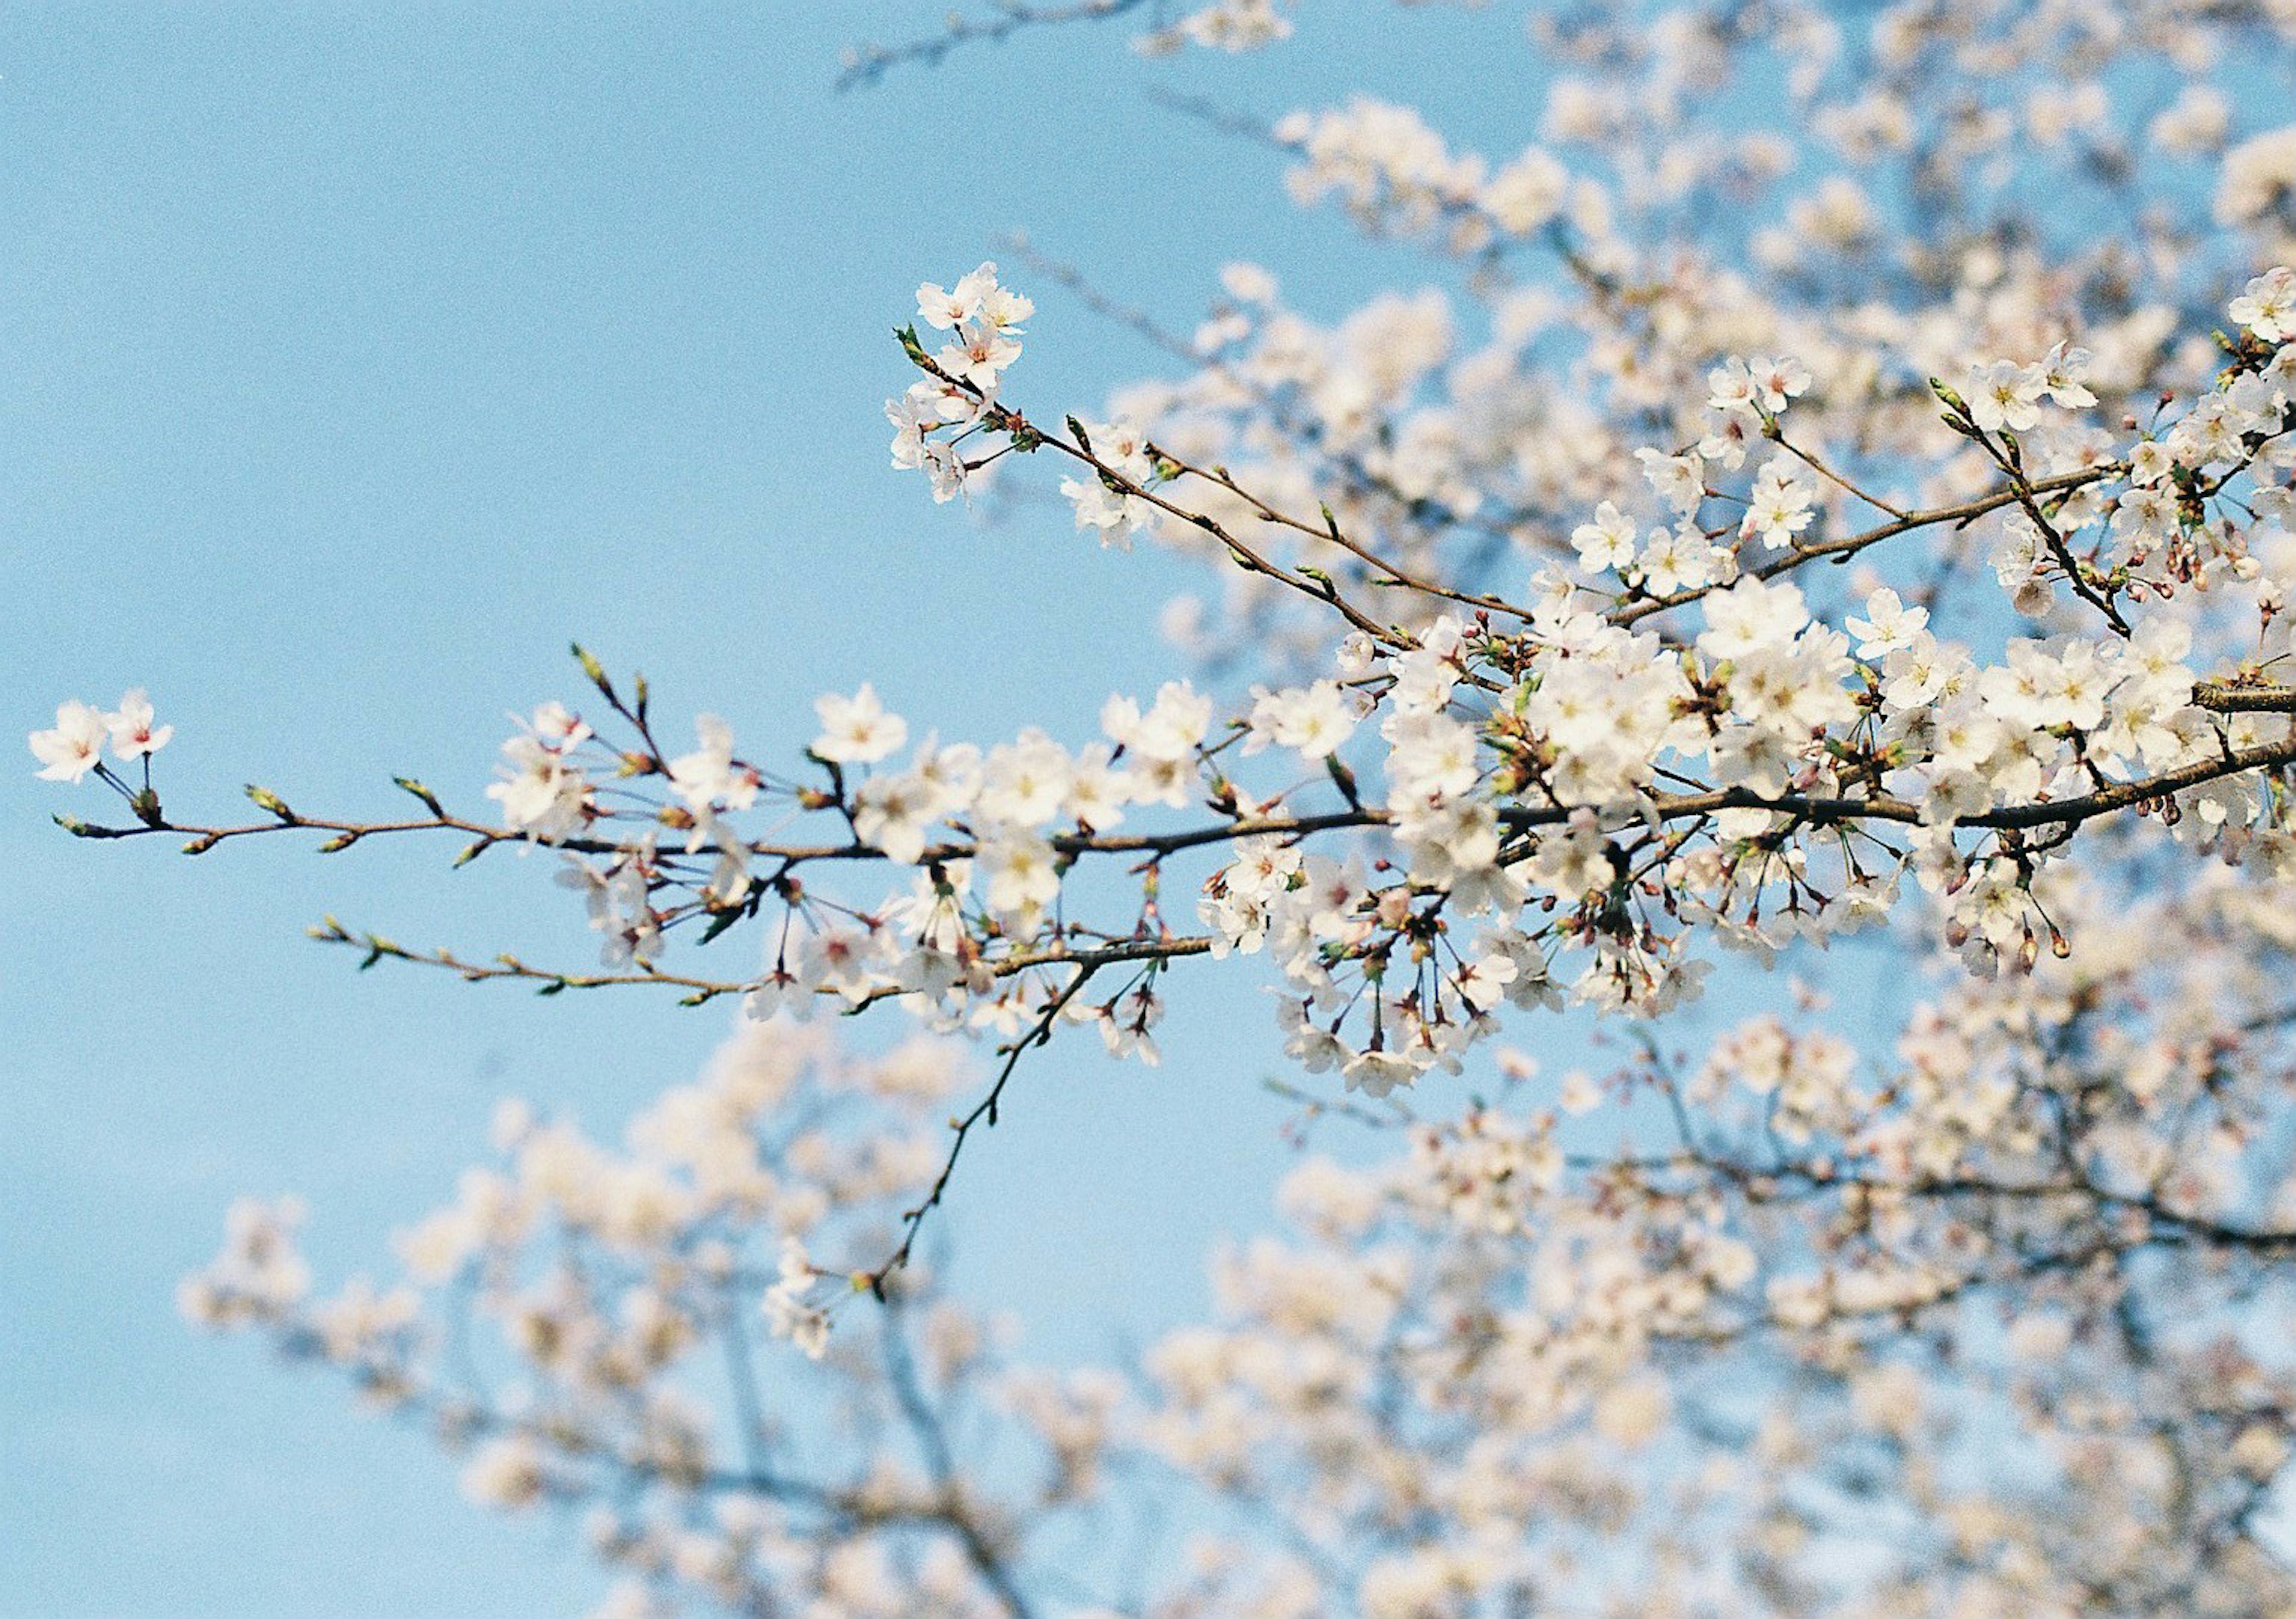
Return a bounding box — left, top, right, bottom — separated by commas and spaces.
865, 961, 1104, 1295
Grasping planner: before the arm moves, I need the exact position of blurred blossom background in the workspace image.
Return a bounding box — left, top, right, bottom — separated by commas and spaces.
1, 6, 1868, 1614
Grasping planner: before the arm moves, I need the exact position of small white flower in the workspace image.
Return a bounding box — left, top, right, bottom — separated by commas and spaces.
29, 699, 108, 783
812, 685, 908, 765
103, 688, 173, 760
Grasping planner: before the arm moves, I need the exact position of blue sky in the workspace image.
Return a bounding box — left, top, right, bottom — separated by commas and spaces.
0, 7, 1822, 1615
0, 7, 1528, 1614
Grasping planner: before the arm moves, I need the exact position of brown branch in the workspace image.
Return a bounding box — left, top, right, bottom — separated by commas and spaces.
2194, 680, 2296, 714
836, 0, 1150, 91
1153, 445, 1535, 621
864, 961, 1104, 1296
78, 703, 2296, 903
308, 921, 1215, 1009
1609, 466, 2116, 627
909, 341, 1416, 646
1768, 426, 1909, 521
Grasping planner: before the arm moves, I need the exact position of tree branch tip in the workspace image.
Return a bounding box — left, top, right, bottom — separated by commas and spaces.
245, 784, 295, 820
392, 775, 445, 815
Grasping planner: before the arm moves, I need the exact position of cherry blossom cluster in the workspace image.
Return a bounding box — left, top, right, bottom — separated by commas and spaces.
886, 263, 1038, 505
838, 0, 1485, 89
41, 261, 2296, 1187
30, 689, 172, 787
182, 1023, 1058, 1615
44, 0, 2296, 1609
184, 854, 2296, 1615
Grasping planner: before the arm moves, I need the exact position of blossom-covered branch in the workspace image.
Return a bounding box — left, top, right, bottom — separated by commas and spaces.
43, 2, 2296, 1611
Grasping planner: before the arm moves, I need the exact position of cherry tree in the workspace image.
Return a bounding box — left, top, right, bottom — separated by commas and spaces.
37, 0, 2296, 1612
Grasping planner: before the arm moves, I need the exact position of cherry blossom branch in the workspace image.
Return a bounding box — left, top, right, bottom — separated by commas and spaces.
878, 1301, 1041, 1619
307, 918, 1214, 1010
1609, 465, 2117, 627
906, 341, 1415, 645
1000, 237, 1552, 602
835, 0, 1150, 91
1965, 423, 2133, 634
82, 701, 2296, 925
1151, 445, 1537, 622
306, 918, 754, 1003
70, 789, 1391, 869
357, 1377, 1047, 1607
1023, 417, 1416, 644
1766, 423, 1909, 520
863, 961, 1104, 1297
2196, 679, 2296, 714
